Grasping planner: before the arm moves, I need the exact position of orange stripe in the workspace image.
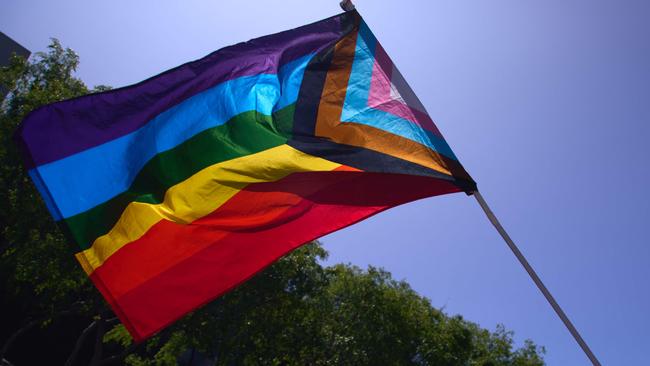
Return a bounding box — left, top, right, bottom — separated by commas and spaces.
90, 169, 362, 300
314, 30, 473, 182
75, 144, 341, 275
89, 170, 461, 341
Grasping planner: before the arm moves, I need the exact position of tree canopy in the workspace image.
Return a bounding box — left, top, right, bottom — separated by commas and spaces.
0, 40, 545, 366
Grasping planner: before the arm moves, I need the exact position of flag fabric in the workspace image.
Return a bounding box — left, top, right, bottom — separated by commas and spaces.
15, 10, 476, 341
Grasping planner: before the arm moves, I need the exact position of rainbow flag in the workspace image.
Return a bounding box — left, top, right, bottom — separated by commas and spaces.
16, 10, 476, 341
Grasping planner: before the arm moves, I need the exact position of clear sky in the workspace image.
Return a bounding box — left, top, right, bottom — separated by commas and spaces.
3, 1, 649, 364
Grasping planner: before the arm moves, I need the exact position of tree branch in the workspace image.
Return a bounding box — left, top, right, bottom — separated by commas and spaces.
0, 304, 83, 361
97, 343, 139, 366
64, 320, 97, 366
0, 240, 11, 257
89, 318, 105, 366
0, 317, 41, 361
104, 317, 119, 327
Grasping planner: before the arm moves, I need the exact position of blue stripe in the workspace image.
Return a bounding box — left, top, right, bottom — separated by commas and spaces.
340, 22, 458, 160
32, 53, 313, 220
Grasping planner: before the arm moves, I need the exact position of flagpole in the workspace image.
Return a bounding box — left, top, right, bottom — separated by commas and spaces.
472, 191, 601, 366
337, 0, 598, 363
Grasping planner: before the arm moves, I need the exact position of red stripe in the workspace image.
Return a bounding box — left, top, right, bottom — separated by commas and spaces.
90, 171, 460, 341
92, 168, 357, 301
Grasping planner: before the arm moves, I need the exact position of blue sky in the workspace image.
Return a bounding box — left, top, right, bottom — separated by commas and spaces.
3, 1, 649, 364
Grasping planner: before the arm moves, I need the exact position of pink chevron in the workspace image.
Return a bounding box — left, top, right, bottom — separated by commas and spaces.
368, 43, 442, 137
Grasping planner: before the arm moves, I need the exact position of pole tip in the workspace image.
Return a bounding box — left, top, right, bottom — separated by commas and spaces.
340, 0, 355, 11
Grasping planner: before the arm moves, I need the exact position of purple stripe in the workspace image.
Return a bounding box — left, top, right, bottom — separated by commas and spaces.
16, 11, 354, 168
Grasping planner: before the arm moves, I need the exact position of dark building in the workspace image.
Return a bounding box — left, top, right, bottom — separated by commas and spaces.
1, 31, 31, 100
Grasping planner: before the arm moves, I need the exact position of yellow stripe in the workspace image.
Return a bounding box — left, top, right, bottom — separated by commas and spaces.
76, 144, 341, 275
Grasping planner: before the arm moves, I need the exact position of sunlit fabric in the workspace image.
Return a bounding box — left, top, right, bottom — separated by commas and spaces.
15, 10, 475, 341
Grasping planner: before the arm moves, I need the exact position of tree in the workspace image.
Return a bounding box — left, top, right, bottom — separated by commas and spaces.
0, 40, 545, 366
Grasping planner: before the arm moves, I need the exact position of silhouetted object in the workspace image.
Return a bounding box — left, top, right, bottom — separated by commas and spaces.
0, 32, 30, 100
340, 0, 355, 11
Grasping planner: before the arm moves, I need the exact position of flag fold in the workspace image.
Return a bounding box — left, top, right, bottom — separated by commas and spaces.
16, 10, 476, 341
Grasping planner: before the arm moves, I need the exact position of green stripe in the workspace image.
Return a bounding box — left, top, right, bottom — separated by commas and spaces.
64, 104, 296, 250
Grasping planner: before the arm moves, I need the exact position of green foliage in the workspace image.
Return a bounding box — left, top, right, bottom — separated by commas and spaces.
0, 40, 545, 366
116, 245, 544, 366
0, 39, 98, 323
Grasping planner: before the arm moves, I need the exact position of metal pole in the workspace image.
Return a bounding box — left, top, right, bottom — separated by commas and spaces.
473, 191, 601, 366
